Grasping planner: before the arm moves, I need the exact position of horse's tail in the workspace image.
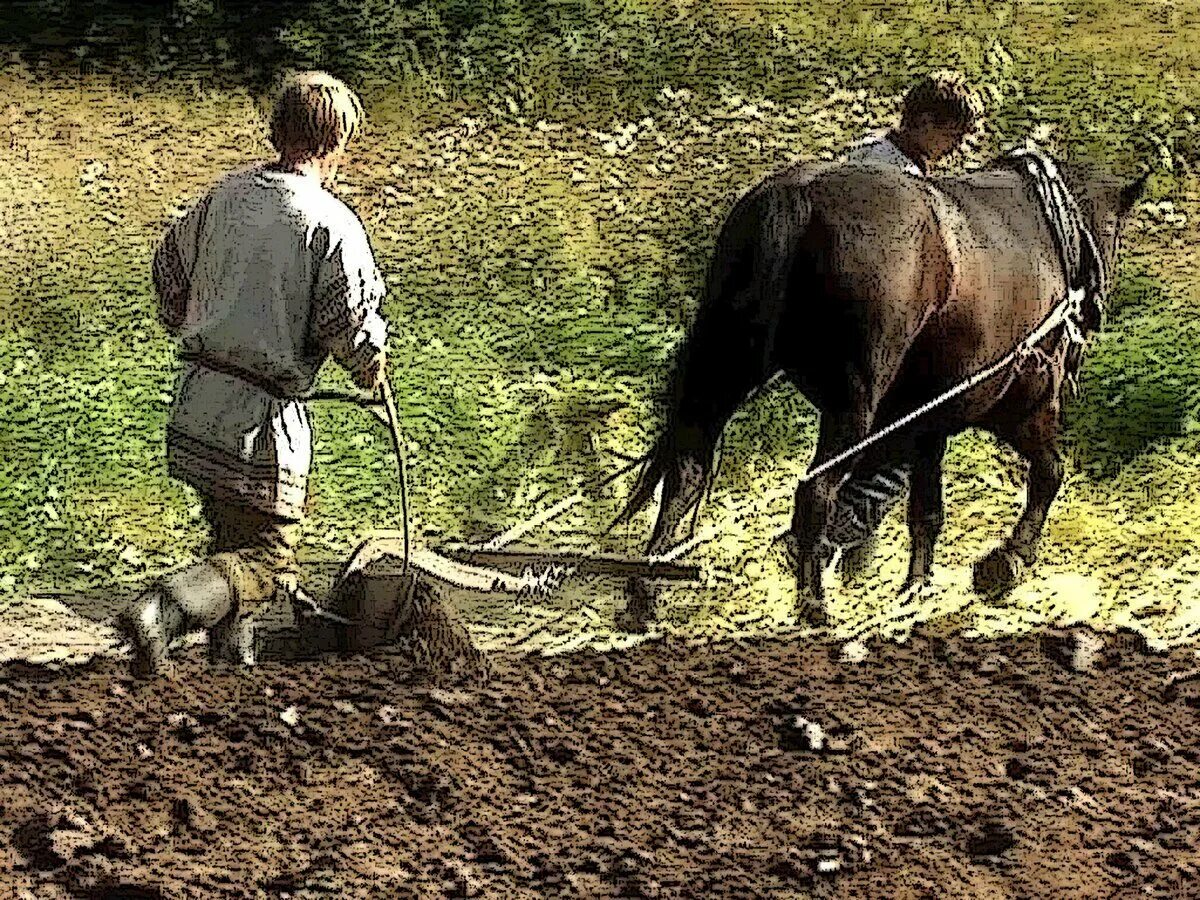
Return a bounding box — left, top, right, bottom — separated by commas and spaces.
611, 328, 705, 529
613, 180, 813, 528
612, 431, 673, 529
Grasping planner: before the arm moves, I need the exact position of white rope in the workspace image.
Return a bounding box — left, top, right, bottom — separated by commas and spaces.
654, 292, 1081, 563
656, 522, 723, 563
798, 293, 1077, 486
478, 454, 647, 552
482, 491, 586, 552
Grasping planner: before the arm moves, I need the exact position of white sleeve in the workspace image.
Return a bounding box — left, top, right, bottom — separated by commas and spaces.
309, 213, 390, 387
152, 194, 211, 333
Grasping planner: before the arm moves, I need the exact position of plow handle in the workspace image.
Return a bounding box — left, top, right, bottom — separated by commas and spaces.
378, 378, 411, 582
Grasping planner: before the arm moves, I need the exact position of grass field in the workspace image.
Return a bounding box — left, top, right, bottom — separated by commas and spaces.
2, 0, 1200, 654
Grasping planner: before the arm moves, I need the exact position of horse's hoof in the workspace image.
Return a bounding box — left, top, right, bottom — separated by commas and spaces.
972, 548, 1027, 600
794, 582, 830, 627
619, 578, 658, 633
794, 599, 830, 628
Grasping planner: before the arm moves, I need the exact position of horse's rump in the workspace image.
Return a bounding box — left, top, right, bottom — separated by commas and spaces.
812, 160, 1082, 438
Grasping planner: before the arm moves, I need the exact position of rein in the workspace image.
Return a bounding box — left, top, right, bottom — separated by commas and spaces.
797, 286, 1086, 488
795, 150, 1106, 489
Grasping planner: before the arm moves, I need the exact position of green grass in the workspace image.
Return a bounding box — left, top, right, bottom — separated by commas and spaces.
2, 0, 1200, 652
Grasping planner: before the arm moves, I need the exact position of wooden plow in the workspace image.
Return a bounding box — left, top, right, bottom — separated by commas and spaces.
244, 389, 701, 670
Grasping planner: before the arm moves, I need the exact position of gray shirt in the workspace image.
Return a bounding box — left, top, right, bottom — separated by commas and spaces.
152, 166, 389, 518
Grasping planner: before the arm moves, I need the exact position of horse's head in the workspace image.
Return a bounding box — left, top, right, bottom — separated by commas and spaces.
989, 149, 1148, 291
1068, 164, 1149, 295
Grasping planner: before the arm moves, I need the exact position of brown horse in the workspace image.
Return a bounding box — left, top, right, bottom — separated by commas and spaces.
617, 152, 1147, 629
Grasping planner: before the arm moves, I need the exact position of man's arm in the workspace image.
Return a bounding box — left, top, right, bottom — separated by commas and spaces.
310, 221, 390, 390
152, 196, 210, 334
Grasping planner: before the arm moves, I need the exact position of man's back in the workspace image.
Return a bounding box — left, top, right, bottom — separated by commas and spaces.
178, 166, 378, 397
160, 163, 388, 520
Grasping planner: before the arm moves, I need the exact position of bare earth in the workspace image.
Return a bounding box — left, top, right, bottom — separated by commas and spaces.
0, 610, 1198, 899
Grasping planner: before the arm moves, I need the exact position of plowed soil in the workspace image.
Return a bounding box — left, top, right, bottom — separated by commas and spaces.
0, 625, 1198, 898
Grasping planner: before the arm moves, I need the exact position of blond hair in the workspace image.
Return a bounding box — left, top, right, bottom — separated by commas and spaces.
269, 71, 364, 159
900, 71, 980, 133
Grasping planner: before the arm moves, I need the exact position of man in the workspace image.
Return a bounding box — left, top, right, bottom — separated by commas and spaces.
823, 73, 980, 586
118, 71, 389, 676
845, 72, 981, 176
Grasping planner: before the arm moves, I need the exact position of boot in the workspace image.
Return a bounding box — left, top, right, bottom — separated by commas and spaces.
207, 612, 250, 667
116, 586, 184, 678
117, 561, 234, 677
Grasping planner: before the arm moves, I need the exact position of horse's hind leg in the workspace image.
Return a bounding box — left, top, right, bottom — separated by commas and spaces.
837, 533, 879, 587
620, 452, 709, 631
783, 412, 861, 625
835, 469, 903, 587
903, 432, 948, 591
973, 404, 1064, 599
837, 441, 933, 587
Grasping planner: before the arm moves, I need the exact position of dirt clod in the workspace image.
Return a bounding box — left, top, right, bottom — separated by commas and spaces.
779, 715, 828, 752
966, 821, 1017, 859
1041, 627, 1107, 672
836, 640, 870, 664
170, 793, 218, 834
